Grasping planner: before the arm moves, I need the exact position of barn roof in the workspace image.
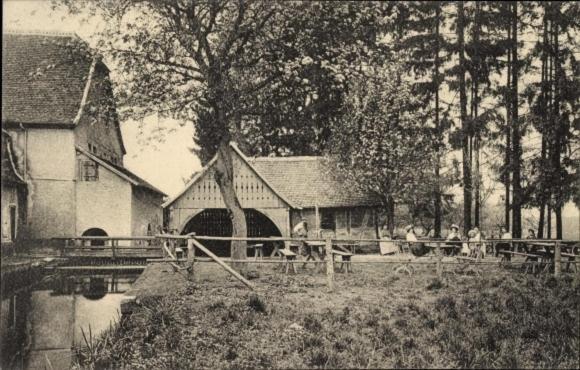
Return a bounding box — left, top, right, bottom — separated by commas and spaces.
164, 142, 380, 209
248, 156, 381, 208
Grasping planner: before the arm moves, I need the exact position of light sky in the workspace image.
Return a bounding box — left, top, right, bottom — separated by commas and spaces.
3, 1, 578, 236
3, 0, 201, 197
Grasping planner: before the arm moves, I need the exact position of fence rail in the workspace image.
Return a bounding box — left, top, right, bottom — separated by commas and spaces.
46, 235, 579, 289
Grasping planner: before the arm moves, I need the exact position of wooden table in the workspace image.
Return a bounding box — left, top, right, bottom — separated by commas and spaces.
303, 241, 355, 272
304, 241, 326, 270
247, 243, 264, 260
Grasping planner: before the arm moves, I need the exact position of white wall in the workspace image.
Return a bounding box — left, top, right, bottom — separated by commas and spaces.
76, 154, 132, 236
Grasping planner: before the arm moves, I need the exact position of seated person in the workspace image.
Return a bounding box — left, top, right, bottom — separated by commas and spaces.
445, 224, 462, 256
494, 226, 513, 260
522, 228, 537, 254
461, 230, 474, 256
406, 225, 429, 257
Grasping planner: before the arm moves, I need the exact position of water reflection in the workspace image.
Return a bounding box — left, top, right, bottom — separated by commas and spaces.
0, 271, 139, 370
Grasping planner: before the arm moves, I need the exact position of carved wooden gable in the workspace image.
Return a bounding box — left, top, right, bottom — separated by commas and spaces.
172, 150, 289, 210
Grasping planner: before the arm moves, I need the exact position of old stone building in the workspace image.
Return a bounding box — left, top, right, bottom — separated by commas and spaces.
2, 31, 166, 242
163, 143, 381, 256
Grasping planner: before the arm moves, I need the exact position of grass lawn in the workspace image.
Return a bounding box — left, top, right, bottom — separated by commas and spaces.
75, 258, 580, 369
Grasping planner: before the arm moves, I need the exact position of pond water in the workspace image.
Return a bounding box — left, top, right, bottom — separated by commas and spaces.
0, 270, 141, 370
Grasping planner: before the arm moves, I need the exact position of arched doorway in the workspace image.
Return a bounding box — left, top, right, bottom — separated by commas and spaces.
82, 277, 107, 300
81, 228, 108, 247
181, 209, 283, 257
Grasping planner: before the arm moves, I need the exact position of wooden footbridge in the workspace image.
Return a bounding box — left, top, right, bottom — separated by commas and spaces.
51, 236, 166, 270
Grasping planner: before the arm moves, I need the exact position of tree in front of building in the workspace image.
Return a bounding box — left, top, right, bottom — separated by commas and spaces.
328, 59, 439, 236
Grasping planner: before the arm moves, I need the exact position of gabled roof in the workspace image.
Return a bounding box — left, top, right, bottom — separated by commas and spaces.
249, 156, 381, 208
1, 131, 26, 186
2, 31, 127, 154
164, 142, 380, 209
2, 31, 92, 126
76, 146, 167, 197
162, 142, 297, 208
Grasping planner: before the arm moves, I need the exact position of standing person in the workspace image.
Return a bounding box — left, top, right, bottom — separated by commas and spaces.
379, 226, 397, 255
445, 224, 462, 256
292, 218, 308, 256
406, 225, 429, 257
472, 227, 484, 258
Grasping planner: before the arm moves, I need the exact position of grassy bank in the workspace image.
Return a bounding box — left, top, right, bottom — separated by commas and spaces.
74, 263, 580, 369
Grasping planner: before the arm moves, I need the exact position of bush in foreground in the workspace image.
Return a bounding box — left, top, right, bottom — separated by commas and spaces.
74, 272, 580, 369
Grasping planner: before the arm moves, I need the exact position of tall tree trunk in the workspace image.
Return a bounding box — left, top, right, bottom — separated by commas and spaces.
386, 195, 395, 237
551, 4, 563, 239
207, 70, 248, 273
538, 203, 545, 238
547, 204, 552, 238
537, 10, 549, 239
511, 2, 522, 238
473, 1, 481, 228
214, 140, 248, 272
433, 4, 442, 238
505, 21, 511, 230
458, 1, 472, 232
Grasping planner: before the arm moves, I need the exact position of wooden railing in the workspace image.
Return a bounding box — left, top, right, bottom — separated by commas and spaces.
49, 235, 579, 288
52, 236, 163, 259
153, 234, 580, 291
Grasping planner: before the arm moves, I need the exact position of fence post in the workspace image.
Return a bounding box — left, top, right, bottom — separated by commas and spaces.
554, 241, 561, 277
325, 237, 334, 292
436, 243, 442, 279
575, 254, 580, 287
62, 239, 69, 257
111, 239, 117, 261
187, 238, 195, 281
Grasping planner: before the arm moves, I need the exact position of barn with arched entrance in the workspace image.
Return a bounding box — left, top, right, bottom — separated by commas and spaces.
163, 143, 381, 256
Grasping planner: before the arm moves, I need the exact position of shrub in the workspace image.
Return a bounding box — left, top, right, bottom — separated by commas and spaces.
247, 294, 267, 313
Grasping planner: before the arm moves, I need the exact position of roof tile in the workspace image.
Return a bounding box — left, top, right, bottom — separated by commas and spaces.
2, 32, 92, 125
249, 157, 380, 208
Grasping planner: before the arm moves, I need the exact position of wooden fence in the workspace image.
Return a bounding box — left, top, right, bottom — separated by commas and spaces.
46, 235, 579, 290
153, 234, 580, 291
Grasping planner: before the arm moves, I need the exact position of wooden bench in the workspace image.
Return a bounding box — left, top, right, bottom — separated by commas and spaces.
562, 252, 579, 272
279, 248, 297, 274
500, 250, 550, 274
331, 249, 353, 273
248, 243, 264, 260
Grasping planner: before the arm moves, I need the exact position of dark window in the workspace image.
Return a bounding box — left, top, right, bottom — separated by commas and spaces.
82, 160, 99, 181
9, 205, 17, 241
320, 209, 336, 231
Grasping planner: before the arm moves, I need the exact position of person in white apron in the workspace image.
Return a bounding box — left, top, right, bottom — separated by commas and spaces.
379, 226, 397, 255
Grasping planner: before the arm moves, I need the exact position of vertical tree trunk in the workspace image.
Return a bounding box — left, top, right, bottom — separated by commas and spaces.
458, 1, 472, 232
511, 2, 522, 238
537, 10, 549, 239
433, 4, 442, 238
504, 20, 511, 231
214, 141, 248, 272
551, 5, 563, 240
473, 1, 481, 228
547, 204, 552, 238
538, 203, 545, 238
386, 195, 395, 237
